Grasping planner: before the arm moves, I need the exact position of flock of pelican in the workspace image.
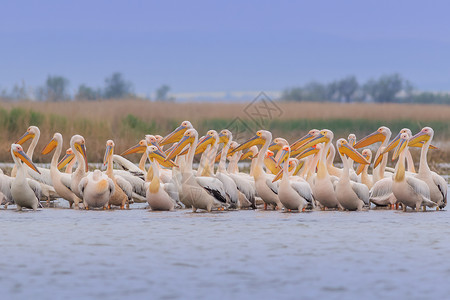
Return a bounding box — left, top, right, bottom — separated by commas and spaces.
0, 122, 447, 212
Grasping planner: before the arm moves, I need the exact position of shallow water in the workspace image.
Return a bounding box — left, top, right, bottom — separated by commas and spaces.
1, 194, 450, 300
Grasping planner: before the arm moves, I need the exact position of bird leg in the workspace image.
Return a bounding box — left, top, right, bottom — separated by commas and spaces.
264, 203, 267, 210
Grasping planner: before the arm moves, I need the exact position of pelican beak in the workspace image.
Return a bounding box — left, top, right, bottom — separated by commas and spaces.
230, 135, 264, 154
268, 142, 281, 152
290, 133, 315, 151
103, 145, 113, 166
195, 135, 214, 155
393, 138, 408, 160
166, 135, 194, 161
272, 168, 283, 183
298, 133, 329, 152
149, 148, 178, 168
74, 142, 88, 171
41, 138, 58, 155
15, 131, 35, 145
121, 141, 146, 156
354, 131, 385, 149
160, 125, 188, 146
58, 151, 75, 170
380, 133, 401, 157
356, 153, 370, 175
293, 146, 319, 160
408, 130, 430, 146
14, 148, 41, 174
277, 149, 289, 166
373, 153, 383, 169
293, 160, 304, 176
409, 141, 438, 150
264, 155, 281, 175
219, 133, 229, 144
239, 150, 254, 161
164, 143, 177, 156
339, 144, 370, 164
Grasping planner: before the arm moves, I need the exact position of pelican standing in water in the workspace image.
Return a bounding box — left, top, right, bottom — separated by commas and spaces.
392, 133, 435, 211
79, 170, 115, 209
335, 139, 370, 211
408, 127, 447, 209
70, 135, 89, 199
10, 144, 41, 210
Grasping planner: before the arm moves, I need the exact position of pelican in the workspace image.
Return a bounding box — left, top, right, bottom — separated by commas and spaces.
159, 120, 193, 146
356, 149, 373, 189
103, 140, 133, 209
166, 128, 227, 212
231, 130, 282, 210
145, 146, 177, 211
59, 148, 76, 174
79, 170, 115, 209
10, 144, 41, 210
42, 133, 83, 208
392, 133, 435, 211
408, 127, 447, 209
302, 129, 340, 210
275, 146, 313, 211
335, 139, 370, 211
70, 135, 89, 199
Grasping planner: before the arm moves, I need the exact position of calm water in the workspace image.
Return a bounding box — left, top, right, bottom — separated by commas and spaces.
1, 192, 449, 300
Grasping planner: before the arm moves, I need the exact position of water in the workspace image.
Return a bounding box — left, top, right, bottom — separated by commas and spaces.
1, 193, 449, 300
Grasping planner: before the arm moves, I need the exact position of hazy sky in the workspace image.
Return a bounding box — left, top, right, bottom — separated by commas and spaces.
2, 0, 450, 96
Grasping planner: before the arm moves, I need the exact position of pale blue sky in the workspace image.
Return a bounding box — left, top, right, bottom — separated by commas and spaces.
1, 0, 450, 96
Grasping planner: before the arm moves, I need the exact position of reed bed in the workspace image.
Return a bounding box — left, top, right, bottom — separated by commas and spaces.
0, 100, 448, 165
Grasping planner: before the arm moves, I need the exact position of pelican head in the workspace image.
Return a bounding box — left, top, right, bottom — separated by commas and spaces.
300, 129, 333, 150
121, 139, 147, 155
409, 127, 434, 145
103, 140, 115, 166
219, 129, 232, 144
393, 133, 410, 160
348, 134, 356, 147
373, 128, 412, 168
277, 145, 291, 165
160, 120, 193, 146
269, 138, 288, 153
294, 145, 320, 160
166, 128, 197, 160
147, 145, 178, 167
16, 125, 39, 145
336, 138, 369, 164
290, 129, 320, 151
41, 132, 63, 155
11, 144, 41, 174
230, 130, 272, 154
58, 148, 75, 170
354, 126, 391, 149
239, 145, 258, 161
70, 135, 88, 171
356, 149, 372, 175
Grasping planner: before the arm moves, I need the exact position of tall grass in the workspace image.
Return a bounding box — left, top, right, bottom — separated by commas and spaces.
0, 100, 448, 163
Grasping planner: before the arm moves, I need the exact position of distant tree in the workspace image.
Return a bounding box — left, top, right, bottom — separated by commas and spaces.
75, 84, 102, 101
281, 87, 304, 101
104, 72, 133, 99
37, 75, 70, 101
155, 84, 173, 101
334, 76, 359, 102
363, 73, 411, 103
303, 81, 328, 101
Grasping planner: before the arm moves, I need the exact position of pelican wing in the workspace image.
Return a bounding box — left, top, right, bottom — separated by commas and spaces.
216, 172, 239, 206
112, 154, 144, 175
196, 177, 227, 204
350, 181, 370, 205
432, 172, 448, 204
60, 173, 73, 191
369, 177, 393, 203
28, 167, 53, 186
113, 170, 146, 196
228, 173, 256, 207
265, 178, 279, 195
26, 178, 42, 202
406, 176, 432, 203
116, 175, 133, 200
290, 181, 314, 204
163, 181, 180, 205
0, 174, 13, 203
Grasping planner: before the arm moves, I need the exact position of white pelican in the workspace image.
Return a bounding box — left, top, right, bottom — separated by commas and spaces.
231, 130, 282, 210
79, 170, 115, 209
166, 128, 227, 212
275, 146, 313, 211
392, 133, 435, 211
145, 146, 177, 211
59, 148, 76, 174
42, 133, 83, 209
103, 140, 133, 209
159, 120, 193, 146
335, 139, 370, 211
302, 129, 340, 210
10, 144, 41, 210
408, 127, 448, 209
70, 135, 89, 199
356, 149, 373, 189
